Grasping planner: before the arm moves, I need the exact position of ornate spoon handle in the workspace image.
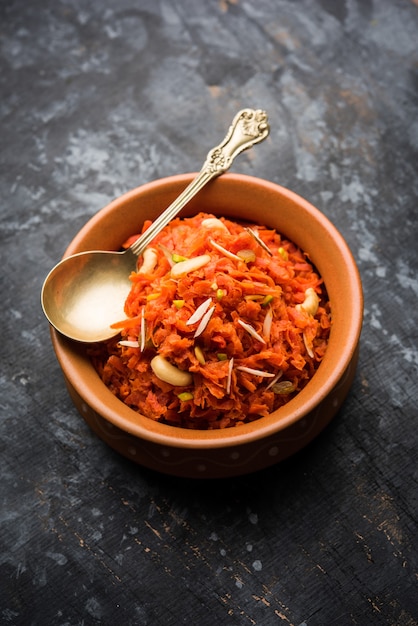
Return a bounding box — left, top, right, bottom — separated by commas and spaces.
130, 108, 269, 256
203, 108, 270, 174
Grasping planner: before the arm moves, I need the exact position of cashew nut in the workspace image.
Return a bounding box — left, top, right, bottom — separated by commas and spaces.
201, 217, 229, 232
170, 254, 211, 279
151, 355, 193, 387
296, 287, 319, 316
138, 247, 158, 274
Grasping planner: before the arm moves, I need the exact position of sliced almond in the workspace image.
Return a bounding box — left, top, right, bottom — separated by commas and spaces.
245, 227, 273, 256
263, 307, 273, 342
194, 305, 215, 338
237, 319, 266, 344
209, 238, 241, 261
140, 307, 146, 352
227, 358, 234, 394
186, 297, 212, 325
266, 370, 283, 390
236, 366, 275, 378
118, 340, 140, 348
170, 254, 211, 279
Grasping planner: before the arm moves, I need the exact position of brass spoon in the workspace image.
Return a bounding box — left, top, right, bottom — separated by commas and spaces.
41, 109, 269, 343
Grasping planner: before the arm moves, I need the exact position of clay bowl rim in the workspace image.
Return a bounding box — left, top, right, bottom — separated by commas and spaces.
51, 172, 363, 450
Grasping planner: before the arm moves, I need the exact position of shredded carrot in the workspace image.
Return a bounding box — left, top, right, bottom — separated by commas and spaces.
89, 212, 331, 430
110, 314, 143, 329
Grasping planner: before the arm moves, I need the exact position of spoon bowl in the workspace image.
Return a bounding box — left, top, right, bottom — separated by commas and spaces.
41, 248, 137, 342
41, 109, 269, 342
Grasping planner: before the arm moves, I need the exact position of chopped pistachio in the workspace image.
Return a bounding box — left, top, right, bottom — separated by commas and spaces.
245, 295, 264, 301
172, 253, 188, 263
237, 249, 256, 263
261, 295, 273, 307
278, 247, 288, 261
177, 392, 194, 402
173, 299, 185, 309
217, 353, 228, 361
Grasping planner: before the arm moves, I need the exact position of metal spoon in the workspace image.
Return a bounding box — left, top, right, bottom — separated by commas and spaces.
41, 108, 269, 343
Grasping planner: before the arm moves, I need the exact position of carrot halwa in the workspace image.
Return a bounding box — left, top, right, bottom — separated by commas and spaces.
89, 212, 331, 429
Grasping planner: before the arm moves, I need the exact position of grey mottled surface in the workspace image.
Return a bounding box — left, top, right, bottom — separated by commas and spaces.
1, 0, 417, 624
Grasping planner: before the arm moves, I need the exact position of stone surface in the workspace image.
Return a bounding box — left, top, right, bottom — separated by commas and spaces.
1, 0, 417, 624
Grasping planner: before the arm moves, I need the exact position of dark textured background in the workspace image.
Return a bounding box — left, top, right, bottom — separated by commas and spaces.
1, 1, 417, 624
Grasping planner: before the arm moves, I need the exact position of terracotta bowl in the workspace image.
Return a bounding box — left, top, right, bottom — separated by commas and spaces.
50, 173, 363, 478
